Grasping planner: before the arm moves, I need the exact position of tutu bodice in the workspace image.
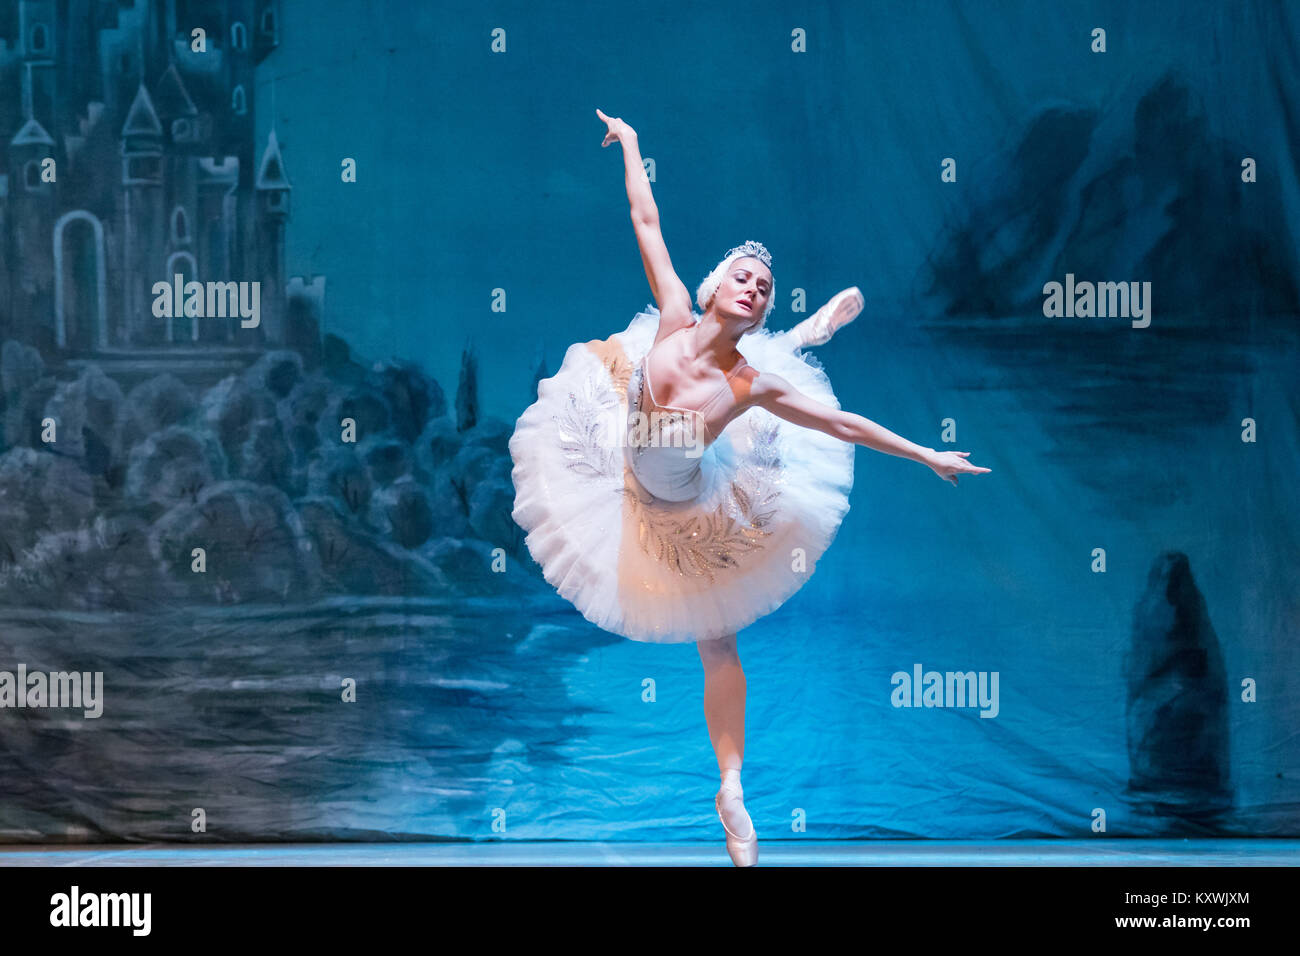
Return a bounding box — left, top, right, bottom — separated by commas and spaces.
508, 305, 855, 643
624, 331, 750, 503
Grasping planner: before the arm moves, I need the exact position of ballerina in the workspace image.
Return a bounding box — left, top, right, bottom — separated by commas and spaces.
508, 109, 992, 866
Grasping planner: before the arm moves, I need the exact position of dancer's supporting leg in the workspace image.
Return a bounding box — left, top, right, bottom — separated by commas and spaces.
781, 285, 864, 349
698, 633, 753, 838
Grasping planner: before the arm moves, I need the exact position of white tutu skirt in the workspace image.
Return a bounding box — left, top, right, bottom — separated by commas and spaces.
509, 305, 854, 643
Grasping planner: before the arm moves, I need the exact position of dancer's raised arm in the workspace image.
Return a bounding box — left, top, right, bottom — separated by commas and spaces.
748, 372, 992, 485
596, 108, 693, 343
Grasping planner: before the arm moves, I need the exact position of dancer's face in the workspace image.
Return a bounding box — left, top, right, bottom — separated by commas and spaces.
713, 257, 772, 332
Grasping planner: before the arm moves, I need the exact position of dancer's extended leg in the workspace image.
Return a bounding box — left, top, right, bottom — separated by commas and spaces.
782, 286, 864, 349
698, 633, 753, 839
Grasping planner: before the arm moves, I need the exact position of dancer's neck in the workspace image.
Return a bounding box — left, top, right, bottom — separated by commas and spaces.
690, 311, 746, 370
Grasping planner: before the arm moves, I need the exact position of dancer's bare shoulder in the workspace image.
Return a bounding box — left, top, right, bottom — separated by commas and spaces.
725, 363, 775, 415
737, 365, 787, 406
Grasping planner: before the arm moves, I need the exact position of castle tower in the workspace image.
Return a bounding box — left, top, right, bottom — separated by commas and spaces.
7, 116, 55, 347
254, 126, 290, 346
120, 82, 165, 346
196, 154, 240, 344
152, 56, 202, 343
17, 0, 57, 128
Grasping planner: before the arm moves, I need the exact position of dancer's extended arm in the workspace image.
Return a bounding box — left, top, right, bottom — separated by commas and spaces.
748, 372, 992, 486
596, 109, 693, 343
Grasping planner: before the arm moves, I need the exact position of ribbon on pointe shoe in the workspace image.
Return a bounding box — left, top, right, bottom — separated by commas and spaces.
716, 779, 755, 842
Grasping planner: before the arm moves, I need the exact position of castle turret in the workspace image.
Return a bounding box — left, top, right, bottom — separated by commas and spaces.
120, 82, 164, 346
8, 116, 56, 346
152, 60, 201, 145
254, 126, 290, 344
17, 0, 57, 127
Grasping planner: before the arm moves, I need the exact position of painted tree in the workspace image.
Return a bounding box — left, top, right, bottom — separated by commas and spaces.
455, 341, 478, 432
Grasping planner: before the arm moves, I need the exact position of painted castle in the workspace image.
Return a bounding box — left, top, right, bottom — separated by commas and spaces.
0, 0, 324, 366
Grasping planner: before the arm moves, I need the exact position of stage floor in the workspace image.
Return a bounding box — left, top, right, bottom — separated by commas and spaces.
0, 839, 1293, 866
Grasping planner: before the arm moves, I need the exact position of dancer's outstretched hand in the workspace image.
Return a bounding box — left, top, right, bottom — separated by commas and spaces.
596, 108, 636, 147
926, 450, 991, 486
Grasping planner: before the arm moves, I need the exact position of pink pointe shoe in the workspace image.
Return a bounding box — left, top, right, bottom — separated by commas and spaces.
715, 778, 759, 867
789, 286, 864, 348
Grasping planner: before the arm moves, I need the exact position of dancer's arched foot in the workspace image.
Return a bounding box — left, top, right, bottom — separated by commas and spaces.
716, 769, 758, 866
788, 286, 863, 348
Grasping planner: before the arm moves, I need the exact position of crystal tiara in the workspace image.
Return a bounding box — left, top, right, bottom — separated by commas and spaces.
723, 239, 772, 270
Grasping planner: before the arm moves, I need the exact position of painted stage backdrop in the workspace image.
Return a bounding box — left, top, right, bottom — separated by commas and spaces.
0, 0, 1295, 843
